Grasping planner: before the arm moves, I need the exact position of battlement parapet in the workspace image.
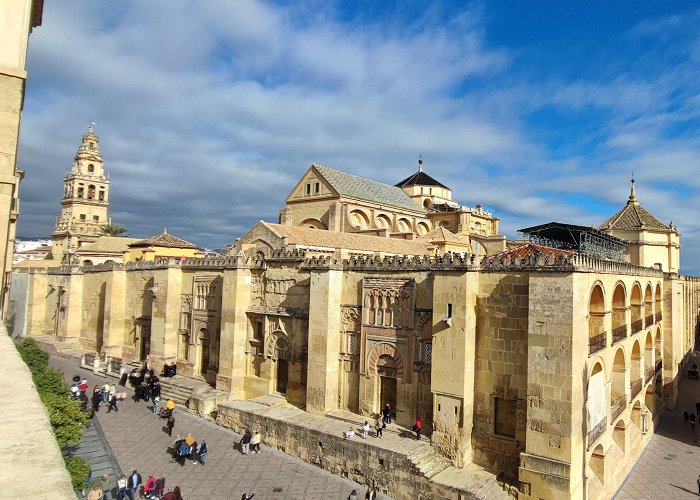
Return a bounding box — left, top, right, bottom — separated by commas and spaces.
571, 254, 664, 277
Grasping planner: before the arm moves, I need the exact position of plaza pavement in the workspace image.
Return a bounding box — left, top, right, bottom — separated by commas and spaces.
49, 355, 388, 500
615, 353, 700, 499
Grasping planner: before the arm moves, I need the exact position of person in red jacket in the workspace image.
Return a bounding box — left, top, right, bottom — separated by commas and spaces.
143, 474, 157, 499
414, 417, 423, 440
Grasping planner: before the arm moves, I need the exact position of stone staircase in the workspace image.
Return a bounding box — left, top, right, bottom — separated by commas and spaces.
407, 444, 452, 479
158, 376, 200, 405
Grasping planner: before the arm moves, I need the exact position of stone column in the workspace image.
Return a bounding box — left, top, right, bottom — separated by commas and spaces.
56, 267, 83, 341
430, 270, 477, 467
26, 269, 49, 336
217, 260, 252, 397
663, 274, 684, 409
149, 263, 182, 373
306, 267, 343, 414
103, 267, 127, 360
518, 271, 582, 500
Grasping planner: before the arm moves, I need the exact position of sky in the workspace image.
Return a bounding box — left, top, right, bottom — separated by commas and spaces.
17, 1, 700, 273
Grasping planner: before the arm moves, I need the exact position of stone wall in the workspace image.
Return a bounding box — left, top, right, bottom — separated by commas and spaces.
216, 402, 474, 500
472, 271, 529, 477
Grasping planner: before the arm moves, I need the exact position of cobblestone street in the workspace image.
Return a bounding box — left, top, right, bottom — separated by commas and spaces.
50, 355, 387, 500
616, 355, 700, 499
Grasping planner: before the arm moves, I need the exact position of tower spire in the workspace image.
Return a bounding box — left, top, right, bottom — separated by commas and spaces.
627, 174, 638, 205
418, 155, 423, 173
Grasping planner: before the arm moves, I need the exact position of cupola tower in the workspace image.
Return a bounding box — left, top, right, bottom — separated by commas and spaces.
51, 123, 111, 260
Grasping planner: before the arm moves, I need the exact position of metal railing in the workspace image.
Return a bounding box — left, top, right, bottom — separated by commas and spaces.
630, 378, 642, 397
631, 319, 643, 334
588, 418, 607, 447
611, 395, 627, 421
655, 359, 663, 373
612, 325, 627, 344
589, 332, 607, 355
645, 367, 655, 383
645, 315, 654, 327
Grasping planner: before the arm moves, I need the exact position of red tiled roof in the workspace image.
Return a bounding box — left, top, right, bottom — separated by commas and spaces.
487, 242, 573, 264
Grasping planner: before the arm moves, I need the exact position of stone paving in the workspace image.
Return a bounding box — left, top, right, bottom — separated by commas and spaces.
616, 353, 700, 499
49, 355, 389, 500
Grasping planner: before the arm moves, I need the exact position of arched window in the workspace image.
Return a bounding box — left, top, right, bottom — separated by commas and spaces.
88, 164, 95, 173
87, 185, 96, 200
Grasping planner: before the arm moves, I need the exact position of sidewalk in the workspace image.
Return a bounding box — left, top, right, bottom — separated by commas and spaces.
615, 352, 700, 499
49, 355, 385, 500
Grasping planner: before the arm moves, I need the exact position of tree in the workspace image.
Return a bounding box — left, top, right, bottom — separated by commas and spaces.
100, 222, 127, 236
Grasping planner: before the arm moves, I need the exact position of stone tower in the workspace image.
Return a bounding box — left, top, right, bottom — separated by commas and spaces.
52, 123, 110, 260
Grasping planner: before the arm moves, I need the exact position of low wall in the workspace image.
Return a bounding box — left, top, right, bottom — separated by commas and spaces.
0, 327, 75, 498
216, 402, 478, 500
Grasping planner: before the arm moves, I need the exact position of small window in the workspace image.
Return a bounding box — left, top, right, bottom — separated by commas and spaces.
306, 183, 311, 195
88, 164, 94, 173
315, 182, 320, 194
77, 187, 84, 198
494, 397, 517, 438
447, 304, 452, 318
79, 214, 86, 220
98, 191, 105, 201
422, 341, 432, 364
93, 215, 99, 221
254, 321, 264, 341
89, 142, 94, 148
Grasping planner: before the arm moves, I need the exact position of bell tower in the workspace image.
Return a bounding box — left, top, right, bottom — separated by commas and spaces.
52, 123, 111, 260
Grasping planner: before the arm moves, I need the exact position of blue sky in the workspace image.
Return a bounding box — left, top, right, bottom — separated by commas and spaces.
18, 1, 700, 273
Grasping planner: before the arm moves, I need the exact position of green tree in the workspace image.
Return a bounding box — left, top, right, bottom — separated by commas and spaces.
99, 222, 127, 236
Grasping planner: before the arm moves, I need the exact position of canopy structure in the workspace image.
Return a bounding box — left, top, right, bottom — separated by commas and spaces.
518, 222, 628, 261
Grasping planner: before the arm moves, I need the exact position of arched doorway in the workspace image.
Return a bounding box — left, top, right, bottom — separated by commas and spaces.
198, 328, 209, 375
377, 354, 398, 413
266, 332, 291, 394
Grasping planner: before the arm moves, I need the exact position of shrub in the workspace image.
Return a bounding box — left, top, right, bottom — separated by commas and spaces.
64, 455, 91, 490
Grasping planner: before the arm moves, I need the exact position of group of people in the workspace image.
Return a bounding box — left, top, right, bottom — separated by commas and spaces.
160, 362, 177, 378
238, 429, 262, 454
83, 470, 182, 500
347, 488, 378, 500
174, 433, 208, 466
343, 403, 422, 440
125, 368, 162, 404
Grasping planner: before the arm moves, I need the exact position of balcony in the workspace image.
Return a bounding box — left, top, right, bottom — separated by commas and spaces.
612, 325, 627, 344
645, 315, 654, 328
588, 418, 607, 448
655, 359, 663, 373
611, 395, 627, 422
630, 378, 642, 397
589, 332, 607, 356
631, 319, 643, 334
645, 367, 655, 383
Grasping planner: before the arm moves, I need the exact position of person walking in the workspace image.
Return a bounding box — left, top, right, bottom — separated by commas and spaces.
101, 382, 110, 403
414, 417, 423, 440
382, 403, 392, 424
86, 483, 103, 500
155, 476, 166, 498
166, 414, 175, 437
348, 489, 358, 500
143, 474, 157, 499
116, 474, 127, 500
126, 470, 142, 500
240, 429, 252, 454
178, 439, 190, 466
362, 421, 370, 439
152, 395, 160, 415
92, 385, 102, 412
374, 419, 383, 439
98, 473, 115, 500
251, 430, 261, 453
344, 427, 354, 440
107, 393, 119, 413
161, 486, 183, 500
197, 441, 208, 465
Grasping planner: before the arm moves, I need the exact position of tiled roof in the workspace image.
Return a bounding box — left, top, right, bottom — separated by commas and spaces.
487, 243, 573, 264
599, 203, 669, 231
395, 170, 450, 190
418, 226, 467, 245
77, 236, 140, 254
312, 164, 425, 213
15, 259, 61, 269
129, 231, 199, 249
263, 223, 431, 255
